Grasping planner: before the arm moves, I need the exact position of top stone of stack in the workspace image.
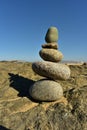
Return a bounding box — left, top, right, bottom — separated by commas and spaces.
39, 26, 63, 62
45, 27, 58, 43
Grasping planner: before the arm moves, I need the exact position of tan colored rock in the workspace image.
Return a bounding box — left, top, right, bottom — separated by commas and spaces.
32, 61, 71, 80
42, 42, 58, 49
39, 48, 63, 62
29, 79, 63, 101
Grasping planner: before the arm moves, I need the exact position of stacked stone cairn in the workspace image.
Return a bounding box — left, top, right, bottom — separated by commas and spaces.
29, 27, 71, 101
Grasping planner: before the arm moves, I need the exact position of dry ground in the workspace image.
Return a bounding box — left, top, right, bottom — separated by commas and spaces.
0, 61, 87, 130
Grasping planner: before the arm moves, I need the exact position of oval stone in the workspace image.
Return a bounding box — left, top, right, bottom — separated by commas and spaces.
32, 61, 71, 80
39, 49, 63, 62
45, 27, 58, 43
29, 79, 63, 101
42, 43, 58, 49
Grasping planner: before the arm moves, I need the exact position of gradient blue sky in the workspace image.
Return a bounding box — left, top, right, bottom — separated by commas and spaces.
0, 0, 87, 62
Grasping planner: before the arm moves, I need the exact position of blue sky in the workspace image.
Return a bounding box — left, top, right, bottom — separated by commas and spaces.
0, 0, 87, 62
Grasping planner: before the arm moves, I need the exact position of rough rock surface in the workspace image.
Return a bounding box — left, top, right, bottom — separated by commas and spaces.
45, 27, 58, 43
39, 49, 63, 62
42, 43, 58, 49
29, 79, 63, 101
32, 61, 70, 80
0, 61, 87, 130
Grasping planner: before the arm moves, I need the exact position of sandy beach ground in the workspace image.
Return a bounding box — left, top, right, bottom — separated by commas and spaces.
0, 61, 87, 130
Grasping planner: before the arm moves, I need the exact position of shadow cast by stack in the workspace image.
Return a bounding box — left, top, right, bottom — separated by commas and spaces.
0, 125, 10, 130
8, 73, 35, 101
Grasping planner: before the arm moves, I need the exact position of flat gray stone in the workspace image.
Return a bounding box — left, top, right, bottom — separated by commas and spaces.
39, 48, 63, 62
29, 79, 63, 101
45, 27, 58, 43
42, 42, 58, 49
32, 61, 71, 80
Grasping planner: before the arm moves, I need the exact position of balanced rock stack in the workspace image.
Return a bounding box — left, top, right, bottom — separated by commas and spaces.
29, 27, 71, 101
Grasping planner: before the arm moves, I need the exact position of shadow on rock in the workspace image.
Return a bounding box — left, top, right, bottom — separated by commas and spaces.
0, 125, 10, 130
8, 73, 35, 99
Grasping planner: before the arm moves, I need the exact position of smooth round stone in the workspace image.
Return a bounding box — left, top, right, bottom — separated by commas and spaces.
42, 43, 58, 49
32, 61, 71, 80
29, 79, 63, 101
45, 27, 58, 43
39, 48, 63, 62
